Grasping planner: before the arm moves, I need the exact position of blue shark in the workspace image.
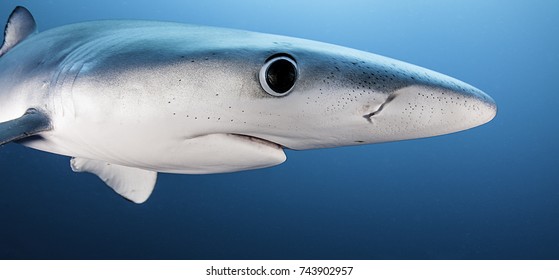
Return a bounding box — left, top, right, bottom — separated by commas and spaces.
0, 7, 496, 203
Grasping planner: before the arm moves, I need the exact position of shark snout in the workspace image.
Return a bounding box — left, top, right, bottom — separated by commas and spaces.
469, 88, 497, 125
363, 80, 497, 142
409, 82, 497, 136
445, 82, 497, 128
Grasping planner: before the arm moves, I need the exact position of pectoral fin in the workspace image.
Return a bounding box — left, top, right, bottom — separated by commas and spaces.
70, 157, 157, 204
0, 108, 51, 146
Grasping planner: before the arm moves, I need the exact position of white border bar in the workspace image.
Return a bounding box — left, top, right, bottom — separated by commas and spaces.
1, 260, 558, 280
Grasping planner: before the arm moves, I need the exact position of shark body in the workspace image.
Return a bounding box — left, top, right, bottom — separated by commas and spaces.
0, 7, 496, 203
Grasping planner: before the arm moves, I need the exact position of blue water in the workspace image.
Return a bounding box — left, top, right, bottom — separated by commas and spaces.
0, 0, 557, 259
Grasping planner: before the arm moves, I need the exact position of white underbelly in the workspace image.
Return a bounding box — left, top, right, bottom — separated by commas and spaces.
23, 121, 286, 174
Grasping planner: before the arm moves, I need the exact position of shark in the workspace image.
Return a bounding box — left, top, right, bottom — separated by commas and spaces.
0, 7, 496, 203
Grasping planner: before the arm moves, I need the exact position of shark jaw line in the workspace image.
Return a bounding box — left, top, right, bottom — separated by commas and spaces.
228, 133, 284, 150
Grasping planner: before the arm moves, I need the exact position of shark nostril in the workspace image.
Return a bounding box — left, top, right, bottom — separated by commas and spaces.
363, 111, 376, 123
363, 93, 397, 122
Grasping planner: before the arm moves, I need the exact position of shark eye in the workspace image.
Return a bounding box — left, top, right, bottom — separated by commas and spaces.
259, 55, 298, 97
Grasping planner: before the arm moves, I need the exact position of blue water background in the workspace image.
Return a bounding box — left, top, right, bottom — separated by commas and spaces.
0, 0, 557, 259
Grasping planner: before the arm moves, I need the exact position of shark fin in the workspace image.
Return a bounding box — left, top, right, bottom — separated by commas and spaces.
0, 108, 51, 146
0, 6, 37, 57
70, 157, 157, 204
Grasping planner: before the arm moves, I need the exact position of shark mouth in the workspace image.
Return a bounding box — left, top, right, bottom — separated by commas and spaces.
229, 133, 284, 150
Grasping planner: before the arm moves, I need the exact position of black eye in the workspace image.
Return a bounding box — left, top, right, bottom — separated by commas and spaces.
259, 56, 298, 96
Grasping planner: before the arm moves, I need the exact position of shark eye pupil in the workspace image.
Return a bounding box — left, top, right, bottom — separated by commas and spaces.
260, 56, 298, 96
266, 59, 296, 93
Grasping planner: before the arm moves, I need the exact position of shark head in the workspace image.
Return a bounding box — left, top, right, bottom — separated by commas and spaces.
196, 39, 497, 150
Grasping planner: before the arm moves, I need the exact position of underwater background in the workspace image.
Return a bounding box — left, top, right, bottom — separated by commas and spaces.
0, 0, 557, 259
